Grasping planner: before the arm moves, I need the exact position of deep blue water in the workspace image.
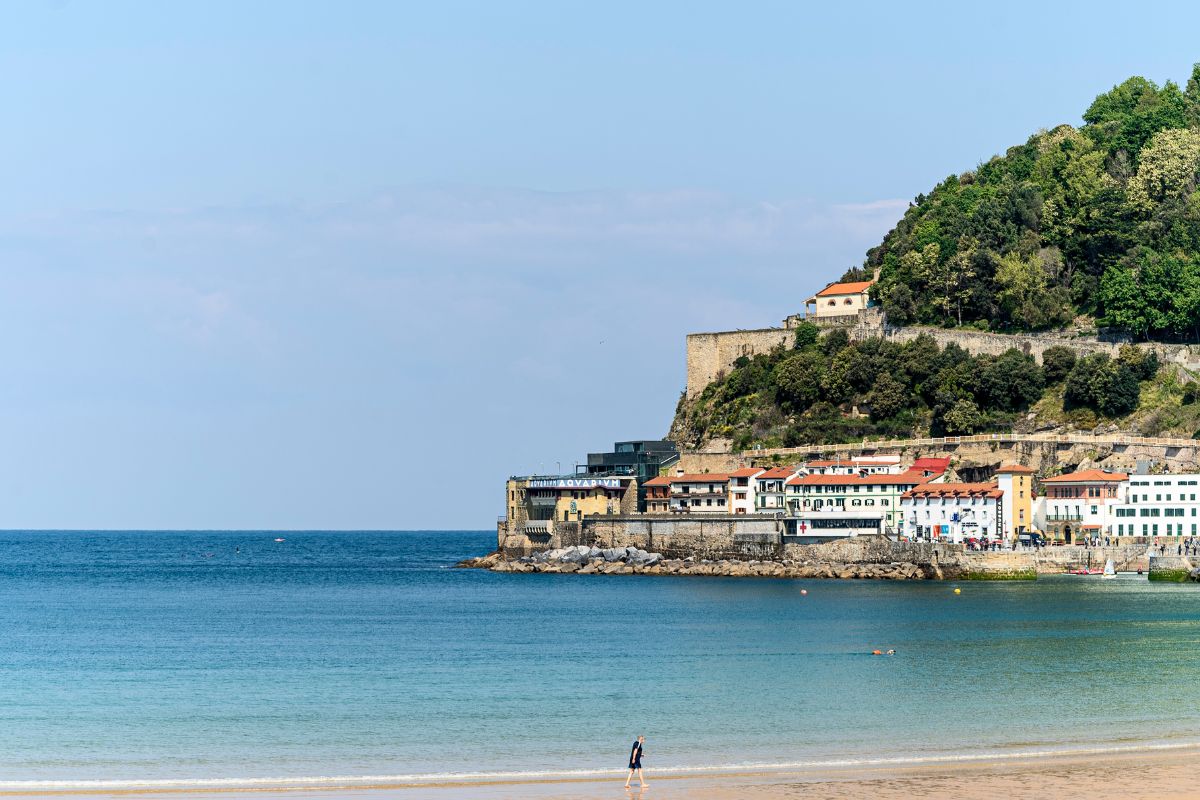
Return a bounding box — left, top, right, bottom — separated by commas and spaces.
3, 530, 1200, 788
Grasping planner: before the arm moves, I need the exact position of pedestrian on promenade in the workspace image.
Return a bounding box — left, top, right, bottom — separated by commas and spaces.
625, 735, 647, 789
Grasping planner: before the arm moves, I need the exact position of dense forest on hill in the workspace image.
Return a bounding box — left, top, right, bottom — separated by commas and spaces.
862, 65, 1200, 339
669, 323, 1192, 449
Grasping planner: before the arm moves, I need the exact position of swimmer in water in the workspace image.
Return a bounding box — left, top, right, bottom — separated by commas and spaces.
886, 649, 895, 655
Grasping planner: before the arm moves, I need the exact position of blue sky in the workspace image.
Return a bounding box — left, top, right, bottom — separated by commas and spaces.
1, 1, 1198, 529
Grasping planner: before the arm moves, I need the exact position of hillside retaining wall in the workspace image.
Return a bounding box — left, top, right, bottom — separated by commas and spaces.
685, 308, 1200, 401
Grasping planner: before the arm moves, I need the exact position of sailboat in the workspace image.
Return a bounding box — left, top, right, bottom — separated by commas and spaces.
1102, 558, 1116, 579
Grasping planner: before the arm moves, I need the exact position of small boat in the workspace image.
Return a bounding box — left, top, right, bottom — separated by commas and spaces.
1102, 559, 1117, 579
274, 537, 286, 542
1068, 567, 1102, 575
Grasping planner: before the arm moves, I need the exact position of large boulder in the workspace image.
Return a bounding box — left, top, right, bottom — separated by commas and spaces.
560, 547, 589, 564
602, 547, 626, 562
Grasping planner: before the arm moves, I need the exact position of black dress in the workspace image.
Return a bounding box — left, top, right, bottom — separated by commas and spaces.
629, 740, 643, 769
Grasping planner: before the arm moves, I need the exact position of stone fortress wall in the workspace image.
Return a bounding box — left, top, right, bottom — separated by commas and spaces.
685, 307, 1200, 400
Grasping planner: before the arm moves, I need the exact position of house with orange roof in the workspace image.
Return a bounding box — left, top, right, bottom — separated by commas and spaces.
668, 473, 731, 513
901, 482, 1004, 544
804, 278, 875, 319
754, 467, 799, 513
727, 467, 765, 514
642, 475, 672, 514
996, 463, 1037, 542
1039, 469, 1128, 543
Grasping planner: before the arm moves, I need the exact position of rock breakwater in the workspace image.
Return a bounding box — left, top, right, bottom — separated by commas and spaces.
457, 545, 933, 579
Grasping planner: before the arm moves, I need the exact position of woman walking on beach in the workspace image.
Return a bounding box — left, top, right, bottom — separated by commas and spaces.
625, 735, 647, 789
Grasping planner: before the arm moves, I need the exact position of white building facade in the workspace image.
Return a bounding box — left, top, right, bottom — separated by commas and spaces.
668, 474, 730, 513
787, 469, 944, 538
755, 467, 796, 513
901, 483, 1004, 544
728, 468, 764, 515
1111, 473, 1200, 538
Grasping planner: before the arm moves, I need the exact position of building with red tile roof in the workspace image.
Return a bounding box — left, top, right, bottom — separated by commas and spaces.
668, 473, 731, 513
727, 467, 765, 514
901, 482, 1003, 544
1040, 469, 1128, 543
786, 469, 940, 535
754, 467, 799, 512
804, 277, 875, 319
1042, 469, 1128, 483
642, 475, 672, 513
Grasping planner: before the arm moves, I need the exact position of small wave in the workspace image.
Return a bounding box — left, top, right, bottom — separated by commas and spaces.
5, 740, 1200, 792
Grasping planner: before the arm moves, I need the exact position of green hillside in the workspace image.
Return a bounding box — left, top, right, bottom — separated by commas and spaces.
864, 66, 1200, 339
669, 324, 1200, 450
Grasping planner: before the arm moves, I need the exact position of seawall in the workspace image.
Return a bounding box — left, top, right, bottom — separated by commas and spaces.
495, 516, 1158, 580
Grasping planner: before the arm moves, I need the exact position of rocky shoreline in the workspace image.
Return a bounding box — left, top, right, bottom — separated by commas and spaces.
457, 545, 938, 580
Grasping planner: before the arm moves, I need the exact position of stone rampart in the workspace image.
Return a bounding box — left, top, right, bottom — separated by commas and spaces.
684, 307, 1200, 402
685, 328, 792, 399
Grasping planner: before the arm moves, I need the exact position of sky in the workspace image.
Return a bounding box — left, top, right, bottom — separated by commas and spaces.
1, 0, 1199, 529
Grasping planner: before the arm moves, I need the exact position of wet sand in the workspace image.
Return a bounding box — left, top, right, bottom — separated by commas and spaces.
6, 746, 1200, 800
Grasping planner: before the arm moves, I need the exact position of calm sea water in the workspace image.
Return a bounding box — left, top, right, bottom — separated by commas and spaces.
3, 530, 1200, 788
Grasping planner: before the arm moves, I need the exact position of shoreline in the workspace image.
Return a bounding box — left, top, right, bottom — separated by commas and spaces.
9, 741, 1200, 798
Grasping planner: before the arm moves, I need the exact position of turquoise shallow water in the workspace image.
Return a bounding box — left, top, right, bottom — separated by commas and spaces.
3, 530, 1200, 787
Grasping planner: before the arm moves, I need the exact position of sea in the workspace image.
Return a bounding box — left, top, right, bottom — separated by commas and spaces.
3, 529, 1200, 790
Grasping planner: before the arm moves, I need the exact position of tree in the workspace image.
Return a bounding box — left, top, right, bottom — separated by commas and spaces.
773, 351, 826, 411
1064, 354, 1113, 410
942, 398, 984, 435
820, 328, 850, 356
1117, 345, 1159, 381
819, 348, 855, 405
867, 373, 908, 421
882, 283, 917, 325
793, 321, 820, 350
1102, 363, 1141, 416
1126, 128, 1200, 211
994, 250, 1072, 329
1041, 345, 1077, 383
976, 349, 1045, 412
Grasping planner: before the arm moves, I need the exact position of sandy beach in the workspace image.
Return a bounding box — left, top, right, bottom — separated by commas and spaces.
8, 746, 1200, 800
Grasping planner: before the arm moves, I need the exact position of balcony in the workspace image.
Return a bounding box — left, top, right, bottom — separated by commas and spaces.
1045, 513, 1084, 521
